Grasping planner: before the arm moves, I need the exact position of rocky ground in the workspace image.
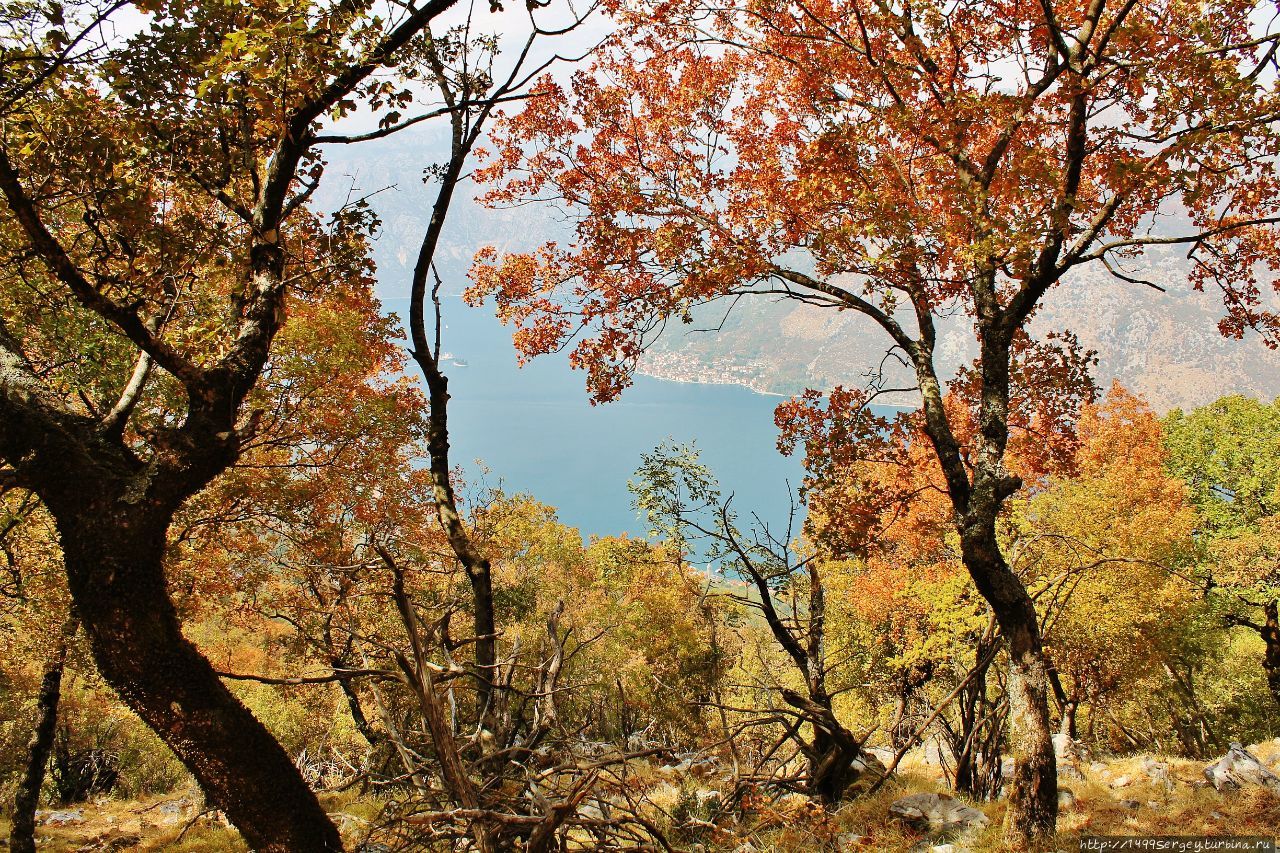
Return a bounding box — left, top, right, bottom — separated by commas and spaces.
2, 739, 1279, 851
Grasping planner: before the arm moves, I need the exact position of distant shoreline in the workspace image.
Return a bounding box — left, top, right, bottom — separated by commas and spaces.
634, 367, 787, 398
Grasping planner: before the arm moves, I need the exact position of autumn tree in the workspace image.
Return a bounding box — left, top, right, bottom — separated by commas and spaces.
631, 441, 887, 805
1165, 395, 1280, 710
1019, 386, 1199, 748
468, 1, 1280, 842
0, 0, 478, 847
379, 0, 594, 739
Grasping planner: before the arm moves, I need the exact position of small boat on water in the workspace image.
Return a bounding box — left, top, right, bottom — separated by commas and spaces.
436, 350, 468, 367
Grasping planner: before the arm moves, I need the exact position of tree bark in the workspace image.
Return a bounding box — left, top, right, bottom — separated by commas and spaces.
1, 335, 346, 851
1001, 618, 1057, 844
57, 505, 343, 853
10, 617, 77, 853
955, 530, 1056, 846
1060, 699, 1078, 740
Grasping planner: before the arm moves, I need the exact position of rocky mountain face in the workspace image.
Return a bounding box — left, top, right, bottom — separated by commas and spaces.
642, 249, 1280, 413
319, 133, 1277, 414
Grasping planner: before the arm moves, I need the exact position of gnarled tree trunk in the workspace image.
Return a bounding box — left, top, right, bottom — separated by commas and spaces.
781, 687, 880, 805
912, 318, 1058, 848
56, 500, 343, 853
951, 517, 1057, 848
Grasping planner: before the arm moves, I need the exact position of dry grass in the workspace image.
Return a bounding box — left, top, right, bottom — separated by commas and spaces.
737, 771, 1001, 852
0, 790, 245, 852
1052, 752, 1280, 846
2, 746, 1277, 851
711, 745, 1280, 852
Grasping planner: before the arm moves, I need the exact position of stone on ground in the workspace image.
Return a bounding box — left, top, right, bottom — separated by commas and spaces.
1202, 742, 1280, 793
888, 792, 989, 833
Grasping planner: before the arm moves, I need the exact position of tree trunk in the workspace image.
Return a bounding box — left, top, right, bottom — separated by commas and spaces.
808, 724, 861, 805
467, 559, 499, 721
780, 688, 879, 805
953, 504, 1056, 846
1262, 598, 1280, 711
912, 320, 1059, 848
390, 563, 494, 853
57, 507, 343, 853
1000, 615, 1058, 848
10, 617, 76, 853
1060, 699, 1078, 741
406, 88, 503, 733
939, 527, 1057, 847
949, 632, 1004, 802
889, 695, 910, 752
956, 535, 1056, 846
1048, 663, 1078, 740
1160, 660, 1219, 756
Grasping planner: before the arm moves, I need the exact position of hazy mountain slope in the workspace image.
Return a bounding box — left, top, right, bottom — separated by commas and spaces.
641, 249, 1280, 413
318, 133, 1277, 413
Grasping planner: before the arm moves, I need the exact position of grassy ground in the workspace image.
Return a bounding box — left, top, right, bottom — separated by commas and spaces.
0, 792, 246, 851
2, 745, 1278, 851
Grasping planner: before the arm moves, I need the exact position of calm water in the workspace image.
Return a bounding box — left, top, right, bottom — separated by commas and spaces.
384, 296, 806, 539
321, 129, 808, 540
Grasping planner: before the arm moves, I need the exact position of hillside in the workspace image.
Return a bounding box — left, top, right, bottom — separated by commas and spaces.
317, 133, 1279, 414
640, 249, 1280, 413
11, 740, 1280, 852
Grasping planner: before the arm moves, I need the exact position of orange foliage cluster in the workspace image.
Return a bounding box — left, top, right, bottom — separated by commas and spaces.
468, 0, 1280, 402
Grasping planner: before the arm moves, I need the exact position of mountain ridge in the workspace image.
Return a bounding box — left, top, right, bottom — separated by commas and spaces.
320, 133, 1279, 414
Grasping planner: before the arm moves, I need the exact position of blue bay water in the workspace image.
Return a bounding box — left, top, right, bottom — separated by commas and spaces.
384, 296, 806, 539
